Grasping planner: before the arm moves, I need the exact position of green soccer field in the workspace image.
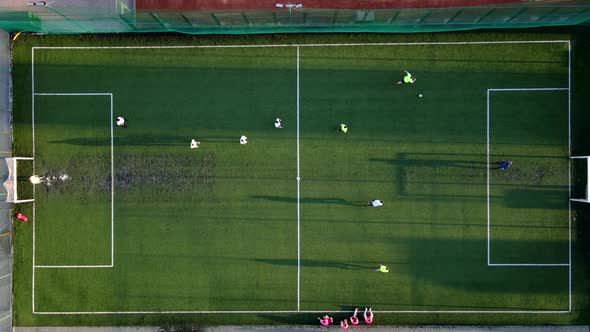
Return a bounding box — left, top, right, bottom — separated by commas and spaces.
10, 33, 590, 326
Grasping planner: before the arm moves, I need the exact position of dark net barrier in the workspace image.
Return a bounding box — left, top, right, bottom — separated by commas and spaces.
0, 1, 590, 34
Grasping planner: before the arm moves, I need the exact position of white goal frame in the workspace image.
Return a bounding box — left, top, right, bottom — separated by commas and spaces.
570, 156, 590, 203
3, 157, 35, 203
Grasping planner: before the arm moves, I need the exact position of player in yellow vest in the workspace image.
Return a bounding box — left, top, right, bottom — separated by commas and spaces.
338, 124, 348, 134
395, 70, 416, 85
375, 264, 389, 273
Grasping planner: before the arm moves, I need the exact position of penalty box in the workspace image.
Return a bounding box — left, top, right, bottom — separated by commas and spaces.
33, 93, 114, 268
486, 88, 570, 267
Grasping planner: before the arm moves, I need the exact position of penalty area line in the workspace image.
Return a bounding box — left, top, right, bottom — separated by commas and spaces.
487, 88, 569, 92
34, 92, 112, 96
488, 263, 569, 267
32, 92, 115, 270
35, 265, 113, 269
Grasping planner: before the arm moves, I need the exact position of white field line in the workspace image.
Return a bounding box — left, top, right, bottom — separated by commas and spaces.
568, 40, 572, 313
488, 263, 569, 267
487, 88, 569, 92
14, 199, 34, 203
111, 94, 114, 267
34, 93, 111, 96
31, 46, 36, 314
35, 265, 113, 269
31, 40, 570, 50
31, 93, 114, 269
487, 89, 490, 266
296, 45, 301, 312
33, 310, 571, 315
31, 41, 572, 315
487, 87, 570, 269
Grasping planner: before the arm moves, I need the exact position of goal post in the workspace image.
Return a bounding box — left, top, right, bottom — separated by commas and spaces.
570, 156, 590, 203
3, 157, 34, 203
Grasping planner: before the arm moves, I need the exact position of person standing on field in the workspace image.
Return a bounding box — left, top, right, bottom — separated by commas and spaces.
496, 160, 512, 170
368, 200, 383, 207
338, 124, 348, 134
375, 265, 389, 273
116, 116, 127, 128
395, 70, 416, 85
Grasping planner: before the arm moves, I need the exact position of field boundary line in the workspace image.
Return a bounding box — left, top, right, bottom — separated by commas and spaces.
486, 87, 570, 271
31, 40, 570, 50
31, 46, 36, 313
30, 40, 572, 316
33, 310, 571, 315
296, 46, 301, 312
31, 92, 114, 270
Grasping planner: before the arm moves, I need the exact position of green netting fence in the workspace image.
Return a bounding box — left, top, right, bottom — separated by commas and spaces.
0, 2, 589, 34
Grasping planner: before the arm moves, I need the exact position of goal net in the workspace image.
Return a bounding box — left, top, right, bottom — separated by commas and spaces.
571, 156, 590, 203
3, 157, 34, 203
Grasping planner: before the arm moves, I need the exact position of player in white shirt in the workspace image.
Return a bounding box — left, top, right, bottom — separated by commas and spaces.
116, 116, 127, 128
190, 139, 200, 149
275, 118, 283, 128
240, 135, 248, 145
29, 175, 46, 184
368, 200, 383, 207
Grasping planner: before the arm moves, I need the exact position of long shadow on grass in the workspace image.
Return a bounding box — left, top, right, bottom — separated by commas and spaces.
371, 157, 488, 169
50, 135, 190, 146
255, 258, 372, 270
251, 195, 365, 206
51, 135, 244, 146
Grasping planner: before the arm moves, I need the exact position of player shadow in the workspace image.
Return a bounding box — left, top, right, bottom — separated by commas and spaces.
257, 313, 313, 324
502, 188, 567, 209
370, 157, 488, 169
50, 135, 190, 147
254, 258, 372, 270
197, 53, 561, 65
250, 195, 365, 206
191, 136, 241, 142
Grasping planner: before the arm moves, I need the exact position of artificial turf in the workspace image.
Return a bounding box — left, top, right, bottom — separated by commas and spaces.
9, 32, 590, 326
